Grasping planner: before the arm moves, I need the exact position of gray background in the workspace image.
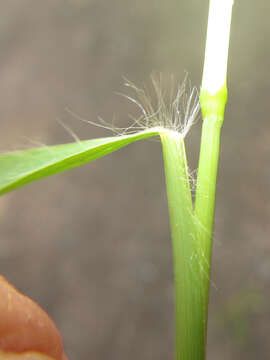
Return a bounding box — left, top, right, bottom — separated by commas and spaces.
0, 1, 269, 359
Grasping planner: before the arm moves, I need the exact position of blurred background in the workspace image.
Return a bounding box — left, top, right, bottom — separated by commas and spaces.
0, 0, 269, 359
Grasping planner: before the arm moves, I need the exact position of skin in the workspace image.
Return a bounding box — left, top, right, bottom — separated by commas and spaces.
0, 276, 67, 360
0, 351, 66, 360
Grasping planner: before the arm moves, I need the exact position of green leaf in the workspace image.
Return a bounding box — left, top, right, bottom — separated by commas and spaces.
0, 129, 159, 196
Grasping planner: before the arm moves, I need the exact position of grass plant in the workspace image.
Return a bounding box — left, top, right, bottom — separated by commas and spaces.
0, 0, 234, 359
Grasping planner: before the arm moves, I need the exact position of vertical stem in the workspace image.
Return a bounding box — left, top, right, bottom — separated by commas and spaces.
161, 2, 234, 359
201, 0, 234, 94
195, 0, 234, 356
161, 131, 205, 360
194, 90, 226, 353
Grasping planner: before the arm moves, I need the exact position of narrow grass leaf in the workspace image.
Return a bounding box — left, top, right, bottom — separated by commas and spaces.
0, 129, 159, 196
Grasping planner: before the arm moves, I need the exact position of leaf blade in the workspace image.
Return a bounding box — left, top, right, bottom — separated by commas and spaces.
0, 130, 159, 196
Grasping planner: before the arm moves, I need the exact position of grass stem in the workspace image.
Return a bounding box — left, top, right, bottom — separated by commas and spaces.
161, 1, 234, 359
161, 131, 205, 360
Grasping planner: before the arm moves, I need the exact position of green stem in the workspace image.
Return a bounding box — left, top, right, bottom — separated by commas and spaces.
161, 0, 234, 359
192, 0, 233, 357
161, 131, 205, 360
194, 87, 227, 355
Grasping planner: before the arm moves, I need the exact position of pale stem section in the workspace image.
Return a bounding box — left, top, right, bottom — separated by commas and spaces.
201, 0, 234, 94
